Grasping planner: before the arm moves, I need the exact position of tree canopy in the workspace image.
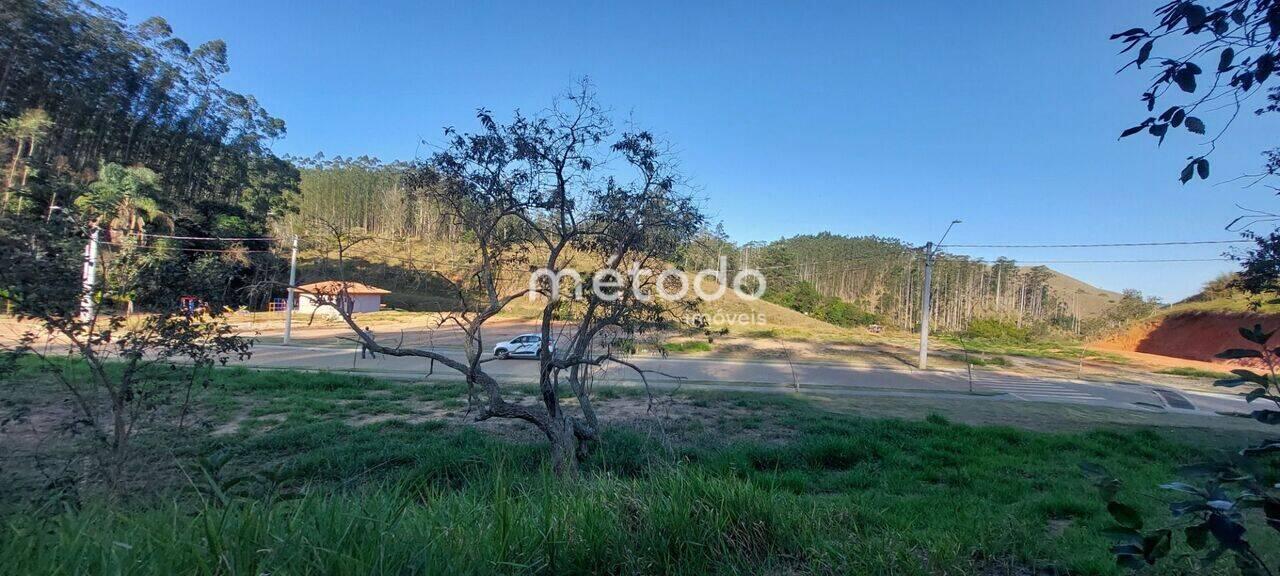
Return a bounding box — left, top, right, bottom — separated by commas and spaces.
1, 0, 298, 227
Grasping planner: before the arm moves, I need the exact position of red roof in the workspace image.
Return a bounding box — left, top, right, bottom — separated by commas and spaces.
297, 281, 391, 295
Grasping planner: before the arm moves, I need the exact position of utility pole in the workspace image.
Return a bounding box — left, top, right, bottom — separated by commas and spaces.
918, 241, 935, 369
918, 219, 961, 370
283, 234, 299, 345
79, 227, 99, 323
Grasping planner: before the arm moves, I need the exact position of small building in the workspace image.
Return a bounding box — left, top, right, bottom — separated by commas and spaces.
295, 281, 391, 315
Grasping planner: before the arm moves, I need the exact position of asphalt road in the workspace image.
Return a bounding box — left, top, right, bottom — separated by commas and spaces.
241, 344, 1251, 417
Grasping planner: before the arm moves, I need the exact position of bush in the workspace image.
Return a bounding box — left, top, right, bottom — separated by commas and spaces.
663, 341, 713, 354
816, 299, 878, 327
963, 318, 1029, 341
765, 281, 878, 328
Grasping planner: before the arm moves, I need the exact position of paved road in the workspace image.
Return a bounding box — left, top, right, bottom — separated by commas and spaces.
239, 344, 1251, 417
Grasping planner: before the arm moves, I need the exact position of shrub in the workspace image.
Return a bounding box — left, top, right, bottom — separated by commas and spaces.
963, 317, 1030, 341
663, 341, 713, 354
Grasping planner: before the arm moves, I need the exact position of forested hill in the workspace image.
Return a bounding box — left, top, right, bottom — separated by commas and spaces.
282, 158, 1128, 333
1, 0, 298, 310
1, 0, 297, 225
282, 159, 1126, 332
725, 233, 1123, 333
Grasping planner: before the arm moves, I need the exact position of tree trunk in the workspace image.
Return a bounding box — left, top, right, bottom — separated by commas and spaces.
20, 135, 36, 186
4, 137, 25, 208
547, 416, 579, 477
111, 391, 128, 488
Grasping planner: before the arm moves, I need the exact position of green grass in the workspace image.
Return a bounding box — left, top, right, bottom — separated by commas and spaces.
941, 352, 1011, 368
1155, 366, 1233, 380
662, 340, 713, 354
1166, 292, 1280, 315
946, 335, 1129, 364
2, 364, 1274, 574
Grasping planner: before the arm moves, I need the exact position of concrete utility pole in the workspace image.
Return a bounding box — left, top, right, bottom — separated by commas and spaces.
282, 234, 299, 345
918, 242, 935, 369
918, 220, 961, 370
79, 227, 100, 323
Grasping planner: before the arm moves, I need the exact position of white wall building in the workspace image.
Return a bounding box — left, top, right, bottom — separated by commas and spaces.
296, 281, 390, 315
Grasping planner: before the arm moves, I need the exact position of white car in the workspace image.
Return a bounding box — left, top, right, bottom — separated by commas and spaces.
492, 333, 554, 359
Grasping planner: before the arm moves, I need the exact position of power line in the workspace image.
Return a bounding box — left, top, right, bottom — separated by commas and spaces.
100, 241, 274, 254
946, 240, 1248, 248
1006, 258, 1231, 264
107, 230, 278, 242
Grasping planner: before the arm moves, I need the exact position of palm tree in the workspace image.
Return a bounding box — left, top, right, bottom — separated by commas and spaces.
74, 163, 173, 239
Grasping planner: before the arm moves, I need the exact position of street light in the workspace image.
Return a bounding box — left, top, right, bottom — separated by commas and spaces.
937, 219, 962, 248
918, 219, 961, 369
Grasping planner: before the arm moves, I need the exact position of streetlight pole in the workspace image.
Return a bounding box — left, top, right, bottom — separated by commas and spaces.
918, 220, 960, 370
283, 234, 298, 345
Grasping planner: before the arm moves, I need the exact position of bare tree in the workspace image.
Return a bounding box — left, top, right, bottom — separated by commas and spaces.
310, 85, 704, 474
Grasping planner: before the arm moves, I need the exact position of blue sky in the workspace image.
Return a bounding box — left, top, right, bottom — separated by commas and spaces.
111, 1, 1279, 301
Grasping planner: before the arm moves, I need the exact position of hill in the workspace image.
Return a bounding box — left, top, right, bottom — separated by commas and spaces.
291, 229, 1129, 339
743, 233, 1124, 332
1041, 268, 1124, 319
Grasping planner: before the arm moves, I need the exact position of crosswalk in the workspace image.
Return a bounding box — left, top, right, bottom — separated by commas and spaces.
975, 379, 1104, 402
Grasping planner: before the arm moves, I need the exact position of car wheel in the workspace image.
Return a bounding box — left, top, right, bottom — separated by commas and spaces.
495, 348, 510, 359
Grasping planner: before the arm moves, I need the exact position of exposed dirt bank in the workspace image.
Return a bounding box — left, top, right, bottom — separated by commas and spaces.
1097, 310, 1280, 364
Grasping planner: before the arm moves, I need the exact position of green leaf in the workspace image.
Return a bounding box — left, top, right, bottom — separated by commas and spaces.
1243, 440, 1280, 456
1137, 41, 1153, 67
1144, 529, 1172, 562
1219, 47, 1235, 72
1247, 387, 1268, 403
1174, 66, 1198, 92
1240, 325, 1275, 345
1108, 501, 1144, 530
1181, 161, 1195, 184
1186, 522, 1209, 550
1215, 378, 1250, 388
1116, 554, 1147, 570
1161, 481, 1205, 496
1208, 513, 1247, 549
1231, 369, 1270, 386
1216, 348, 1262, 359
1110, 27, 1146, 40
1258, 54, 1275, 84
1251, 410, 1280, 425
1196, 158, 1210, 179
1236, 555, 1268, 576
1264, 499, 1280, 531
1171, 500, 1210, 516
1186, 116, 1206, 134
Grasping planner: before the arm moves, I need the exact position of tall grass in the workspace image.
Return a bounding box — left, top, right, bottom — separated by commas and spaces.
2, 465, 822, 575
1, 364, 1259, 574
2, 418, 1220, 574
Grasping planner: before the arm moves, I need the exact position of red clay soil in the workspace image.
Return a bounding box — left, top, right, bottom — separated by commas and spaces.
1096, 310, 1280, 365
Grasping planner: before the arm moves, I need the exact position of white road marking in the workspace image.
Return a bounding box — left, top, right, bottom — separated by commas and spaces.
977, 380, 1104, 401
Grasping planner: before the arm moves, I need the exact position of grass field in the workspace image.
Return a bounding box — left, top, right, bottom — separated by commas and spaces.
943, 334, 1131, 365
3, 363, 1277, 574
1155, 366, 1234, 380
